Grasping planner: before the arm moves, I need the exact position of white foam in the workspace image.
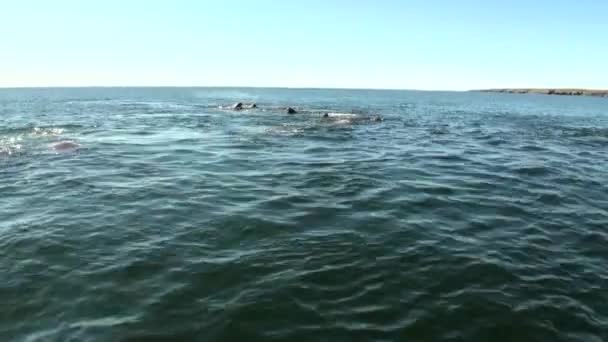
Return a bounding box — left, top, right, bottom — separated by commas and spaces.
326, 112, 359, 118
31, 127, 64, 137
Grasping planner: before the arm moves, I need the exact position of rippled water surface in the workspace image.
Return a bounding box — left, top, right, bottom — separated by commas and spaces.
1, 88, 608, 341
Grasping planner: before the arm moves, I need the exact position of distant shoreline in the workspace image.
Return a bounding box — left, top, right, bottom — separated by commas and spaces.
0, 86, 606, 96
474, 88, 608, 98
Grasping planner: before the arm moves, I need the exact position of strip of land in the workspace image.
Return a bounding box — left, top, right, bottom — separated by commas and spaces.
474, 88, 608, 98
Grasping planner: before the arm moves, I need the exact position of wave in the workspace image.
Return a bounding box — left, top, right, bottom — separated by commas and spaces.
3, 88, 608, 341
0, 124, 82, 136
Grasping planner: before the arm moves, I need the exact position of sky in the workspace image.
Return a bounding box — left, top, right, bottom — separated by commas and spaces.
0, 0, 607, 90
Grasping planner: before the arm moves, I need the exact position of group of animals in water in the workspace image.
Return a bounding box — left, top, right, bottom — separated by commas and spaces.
5, 101, 384, 155
224, 102, 384, 122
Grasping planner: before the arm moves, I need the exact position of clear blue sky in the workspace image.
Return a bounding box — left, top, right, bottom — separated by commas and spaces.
1, 0, 606, 90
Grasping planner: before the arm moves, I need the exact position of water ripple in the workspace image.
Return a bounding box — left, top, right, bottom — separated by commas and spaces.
1, 88, 608, 341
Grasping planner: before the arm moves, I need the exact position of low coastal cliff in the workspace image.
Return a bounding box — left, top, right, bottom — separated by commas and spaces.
474, 89, 608, 98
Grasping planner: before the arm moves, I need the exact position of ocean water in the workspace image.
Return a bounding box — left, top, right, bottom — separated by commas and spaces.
1, 87, 607, 342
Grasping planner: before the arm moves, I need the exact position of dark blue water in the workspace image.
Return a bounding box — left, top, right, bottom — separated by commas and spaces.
1, 88, 608, 341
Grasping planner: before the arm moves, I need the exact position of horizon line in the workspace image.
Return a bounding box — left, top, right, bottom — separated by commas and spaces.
0, 85, 464, 92
1, 85, 606, 92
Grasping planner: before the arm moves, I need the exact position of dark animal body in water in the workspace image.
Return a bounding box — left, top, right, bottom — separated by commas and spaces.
51, 141, 80, 152
231, 102, 257, 110
222, 103, 383, 122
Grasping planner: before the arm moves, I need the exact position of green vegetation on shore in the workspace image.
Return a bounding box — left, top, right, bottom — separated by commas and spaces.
474, 88, 608, 97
